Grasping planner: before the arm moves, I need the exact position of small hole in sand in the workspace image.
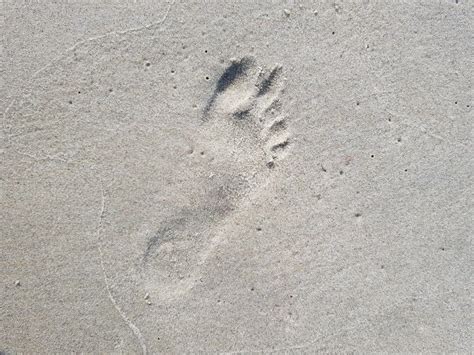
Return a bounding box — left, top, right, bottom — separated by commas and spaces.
370, 154, 374, 158
173, 85, 177, 89
108, 88, 113, 93
145, 62, 151, 67
250, 287, 255, 291
205, 76, 210, 80
256, 227, 262, 232
77, 91, 81, 94
454, 101, 458, 104
200, 151, 205, 156
339, 170, 344, 175
332, 31, 335, 35
171, 70, 175, 74
388, 118, 392, 122
204, 49, 208, 53
397, 137, 402, 142
68, 100, 73, 104
355, 212, 362, 217
440, 247, 446, 251
356, 101, 360, 106
404, 168, 408, 172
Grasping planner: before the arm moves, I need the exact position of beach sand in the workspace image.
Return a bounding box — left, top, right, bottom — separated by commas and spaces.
1, 0, 472, 352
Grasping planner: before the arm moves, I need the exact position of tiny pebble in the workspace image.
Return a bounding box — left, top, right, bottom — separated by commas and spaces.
314, 10, 318, 15
283, 9, 291, 16
144, 293, 150, 300
15, 280, 21, 286
146, 299, 152, 305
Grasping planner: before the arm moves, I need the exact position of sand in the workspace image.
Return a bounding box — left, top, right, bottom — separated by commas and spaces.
1, 0, 472, 353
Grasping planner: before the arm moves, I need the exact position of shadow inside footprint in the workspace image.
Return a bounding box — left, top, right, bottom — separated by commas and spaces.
256, 65, 282, 97
203, 56, 255, 119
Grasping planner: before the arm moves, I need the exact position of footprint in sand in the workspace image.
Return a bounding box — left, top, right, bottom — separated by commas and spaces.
142, 56, 291, 297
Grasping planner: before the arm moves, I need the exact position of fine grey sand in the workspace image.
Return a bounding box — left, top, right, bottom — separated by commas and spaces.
1, 0, 472, 353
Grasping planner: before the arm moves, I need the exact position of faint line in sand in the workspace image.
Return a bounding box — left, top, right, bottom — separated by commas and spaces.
3, 0, 177, 134
31, 0, 176, 79
96, 184, 148, 354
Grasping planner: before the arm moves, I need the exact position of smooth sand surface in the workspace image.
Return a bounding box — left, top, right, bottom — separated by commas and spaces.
1, 0, 472, 353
